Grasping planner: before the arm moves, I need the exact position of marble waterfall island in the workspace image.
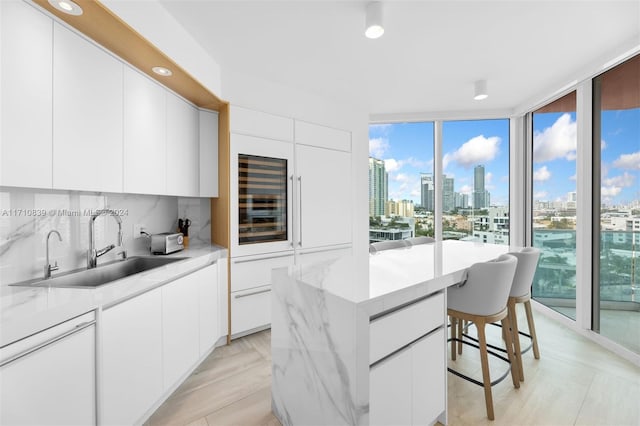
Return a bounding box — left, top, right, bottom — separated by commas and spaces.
271, 240, 514, 426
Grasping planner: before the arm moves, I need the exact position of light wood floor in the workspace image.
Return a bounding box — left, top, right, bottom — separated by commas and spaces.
147, 307, 639, 426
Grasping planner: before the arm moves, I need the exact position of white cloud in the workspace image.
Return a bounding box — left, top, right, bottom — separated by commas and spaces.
613, 151, 640, 170
601, 139, 607, 150
485, 172, 493, 185
459, 184, 473, 195
444, 135, 501, 169
533, 166, 552, 182
569, 174, 576, 181
393, 173, 410, 183
534, 191, 548, 199
500, 175, 509, 183
601, 186, 622, 197
601, 172, 635, 200
369, 137, 389, 158
603, 172, 635, 188
533, 113, 577, 163
384, 158, 402, 173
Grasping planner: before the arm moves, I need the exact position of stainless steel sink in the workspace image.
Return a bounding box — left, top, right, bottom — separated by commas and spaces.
11, 256, 187, 289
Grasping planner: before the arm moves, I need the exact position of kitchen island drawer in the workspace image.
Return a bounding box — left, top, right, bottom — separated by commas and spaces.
231, 253, 294, 292
231, 284, 272, 337
369, 291, 444, 364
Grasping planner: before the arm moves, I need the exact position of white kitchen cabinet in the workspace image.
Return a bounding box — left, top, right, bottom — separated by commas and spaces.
199, 109, 219, 197
412, 329, 446, 424
166, 93, 199, 196
196, 263, 220, 355
123, 66, 167, 195
162, 271, 200, 389
52, 23, 123, 193
295, 144, 351, 249
102, 288, 163, 426
0, 312, 95, 426
230, 105, 294, 142
230, 253, 293, 337
0, 0, 53, 189
231, 284, 272, 337
369, 345, 413, 426
369, 329, 445, 426
294, 120, 351, 152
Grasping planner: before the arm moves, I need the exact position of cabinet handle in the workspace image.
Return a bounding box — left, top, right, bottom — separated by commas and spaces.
298, 176, 303, 247
234, 288, 272, 298
233, 253, 293, 264
0, 320, 95, 367
290, 174, 294, 248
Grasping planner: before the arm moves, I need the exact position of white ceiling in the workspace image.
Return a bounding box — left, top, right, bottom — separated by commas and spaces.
159, 0, 640, 116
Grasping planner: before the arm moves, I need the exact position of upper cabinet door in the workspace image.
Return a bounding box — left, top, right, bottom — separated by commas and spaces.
166, 93, 199, 197
199, 109, 219, 198
0, 1, 53, 188
52, 23, 123, 193
296, 144, 352, 249
123, 67, 167, 195
294, 120, 351, 152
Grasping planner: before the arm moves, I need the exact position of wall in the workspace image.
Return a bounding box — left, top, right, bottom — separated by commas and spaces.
0, 188, 211, 286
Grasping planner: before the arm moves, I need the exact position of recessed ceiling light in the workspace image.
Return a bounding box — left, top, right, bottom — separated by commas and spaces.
48, 0, 83, 16
474, 80, 488, 100
152, 66, 173, 77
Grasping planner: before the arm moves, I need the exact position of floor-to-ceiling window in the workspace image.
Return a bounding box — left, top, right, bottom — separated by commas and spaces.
593, 55, 640, 354
531, 92, 578, 319
442, 119, 510, 244
368, 122, 434, 242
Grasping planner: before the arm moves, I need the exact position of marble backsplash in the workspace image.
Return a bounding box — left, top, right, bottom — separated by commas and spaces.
0, 188, 212, 285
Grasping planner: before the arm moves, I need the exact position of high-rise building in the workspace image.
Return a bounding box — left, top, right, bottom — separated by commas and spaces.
369, 157, 388, 217
473, 165, 491, 209
443, 175, 455, 212
420, 173, 434, 211
387, 199, 415, 217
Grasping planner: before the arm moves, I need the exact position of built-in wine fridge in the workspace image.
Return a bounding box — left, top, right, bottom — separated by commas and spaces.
231, 134, 294, 256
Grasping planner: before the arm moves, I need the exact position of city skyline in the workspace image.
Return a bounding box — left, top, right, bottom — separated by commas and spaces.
369, 120, 509, 207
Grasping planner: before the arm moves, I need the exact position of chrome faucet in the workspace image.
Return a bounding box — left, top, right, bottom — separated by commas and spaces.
88, 209, 127, 269
44, 230, 62, 279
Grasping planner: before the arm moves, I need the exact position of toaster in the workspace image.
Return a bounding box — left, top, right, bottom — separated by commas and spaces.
151, 233, 184, 255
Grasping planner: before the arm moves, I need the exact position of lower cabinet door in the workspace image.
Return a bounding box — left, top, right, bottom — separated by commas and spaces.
102, 288, 163, 426
412, 329, 445, 424
162, 273, 200, 390
231, 284, 272, 336
0, 321, 95, 426
196, 263, 219, 356
369, 347, 412, 426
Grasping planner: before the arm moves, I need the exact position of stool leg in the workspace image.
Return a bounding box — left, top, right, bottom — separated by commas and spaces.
450, 316, 457, 361
501, 317, 520, 389
476, 321, 495, 421
509, 299, 524, 381
524, 300, 540, 359
457, 319, 464, 355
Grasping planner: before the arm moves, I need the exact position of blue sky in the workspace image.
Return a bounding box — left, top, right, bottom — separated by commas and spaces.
369, 119, 510, 207
370, 110, 639, 208
533, 109, 640, 206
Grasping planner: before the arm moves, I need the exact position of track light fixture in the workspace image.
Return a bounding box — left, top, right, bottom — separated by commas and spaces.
474, 80, 488, 100
365, 2, 384, 39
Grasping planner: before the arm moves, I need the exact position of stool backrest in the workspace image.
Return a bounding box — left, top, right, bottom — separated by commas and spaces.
370, 239, 410, 253
406, 236, 435, 245
449, 254, 518, 316
507, 247, 541, 298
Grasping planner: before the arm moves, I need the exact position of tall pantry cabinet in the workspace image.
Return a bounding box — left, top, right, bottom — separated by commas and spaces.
228, 106, 352, 337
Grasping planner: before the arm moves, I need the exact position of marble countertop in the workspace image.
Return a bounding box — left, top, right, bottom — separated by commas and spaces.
287, 240, 517, 315
0, 243, 227, 347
